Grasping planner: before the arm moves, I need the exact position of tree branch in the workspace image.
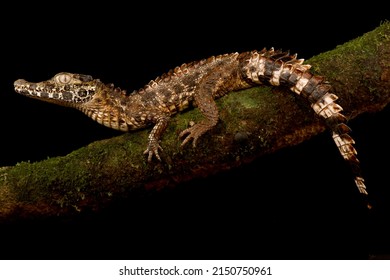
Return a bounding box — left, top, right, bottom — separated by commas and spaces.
1, 21, 389, 221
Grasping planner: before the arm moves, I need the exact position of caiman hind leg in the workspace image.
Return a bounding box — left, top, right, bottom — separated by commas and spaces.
179, 76, 220, 147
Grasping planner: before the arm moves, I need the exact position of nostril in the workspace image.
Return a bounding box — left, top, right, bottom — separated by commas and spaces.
14, 79, 27, 87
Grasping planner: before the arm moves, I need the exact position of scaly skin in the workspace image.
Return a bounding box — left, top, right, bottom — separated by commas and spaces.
13, 48, 369, 199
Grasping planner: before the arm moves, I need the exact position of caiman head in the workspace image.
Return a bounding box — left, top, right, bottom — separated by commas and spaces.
14, 72, 132, 132
14, 72, 102, 106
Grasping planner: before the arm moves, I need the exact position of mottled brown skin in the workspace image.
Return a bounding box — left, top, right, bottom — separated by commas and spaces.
13, 48, 368, 199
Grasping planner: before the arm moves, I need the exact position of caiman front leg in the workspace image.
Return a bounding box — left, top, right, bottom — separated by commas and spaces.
143, 116, 170, 162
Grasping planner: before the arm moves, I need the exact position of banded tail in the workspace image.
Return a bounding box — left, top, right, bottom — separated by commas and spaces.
240, 48, 368, 198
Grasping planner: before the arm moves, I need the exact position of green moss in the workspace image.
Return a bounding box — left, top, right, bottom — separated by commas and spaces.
40, 157, 89, 204
305, 20, 390, 115
307, 20, 389, 78
221, 87, 271, 109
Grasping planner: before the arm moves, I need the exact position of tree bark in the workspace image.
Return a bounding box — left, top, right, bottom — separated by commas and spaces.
0, 21, 389, 222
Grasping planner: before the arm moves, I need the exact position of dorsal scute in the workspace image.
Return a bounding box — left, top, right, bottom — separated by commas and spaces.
139, 51, 240, 93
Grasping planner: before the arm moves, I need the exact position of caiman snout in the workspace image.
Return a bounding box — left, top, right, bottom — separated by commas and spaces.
14, 79, 26, 85
14, 79, 29, 88
14, 79, 29, 93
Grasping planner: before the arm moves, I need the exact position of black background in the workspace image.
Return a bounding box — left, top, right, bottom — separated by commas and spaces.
1, 4, 388, 260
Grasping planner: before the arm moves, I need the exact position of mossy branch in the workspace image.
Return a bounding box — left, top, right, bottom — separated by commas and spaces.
1, 21, 389, 221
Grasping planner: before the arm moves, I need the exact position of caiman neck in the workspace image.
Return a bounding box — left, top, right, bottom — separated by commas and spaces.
77, 83, 130, 132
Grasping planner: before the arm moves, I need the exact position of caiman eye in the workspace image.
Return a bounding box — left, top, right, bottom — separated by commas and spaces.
55, 73, 72, 84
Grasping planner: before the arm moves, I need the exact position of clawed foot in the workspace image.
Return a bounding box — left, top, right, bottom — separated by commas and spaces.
179, 124, 208, 147
144, 123, 211, 161
143, 142, 163, 162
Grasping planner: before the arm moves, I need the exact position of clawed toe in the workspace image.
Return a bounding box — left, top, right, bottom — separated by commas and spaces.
179, 128, 196, 147
179, 125, 207, 147
143, 144, 163, 162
